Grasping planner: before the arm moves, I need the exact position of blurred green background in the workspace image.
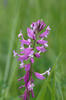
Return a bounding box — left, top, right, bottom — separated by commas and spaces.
0, 0, 66, 100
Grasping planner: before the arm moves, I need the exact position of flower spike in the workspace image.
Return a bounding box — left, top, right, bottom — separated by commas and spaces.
13, 19, 51, 100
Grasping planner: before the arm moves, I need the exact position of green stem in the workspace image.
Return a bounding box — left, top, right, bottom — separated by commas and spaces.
28, 34, 37, 100
30, 35, 37, 80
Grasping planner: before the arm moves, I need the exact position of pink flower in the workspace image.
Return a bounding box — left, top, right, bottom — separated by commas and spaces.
27, 28, 36, 40
30, 57, 34, 63
39, 30, 49, 38
19, 62, 24, 69
27, 81, 35, 98
24, 72, 29, 87
38, 20, 46, 31
34, 53, 40, 58
20, 38, 31, 46
13, 19, 51, 100
39, 26, 51, 38
37, 40, 48, 45
25, 64, 30, 71
20, 47, 33, 55
36, 46, 46, 52
27, 81, 34, 91
18, 55, 28, 62
46, 26, 51, 31
31, 20, 46, 32
13, 50, 17, 57
18, 30, 23, 38
24, 90, 27, 100
34, 72, 45, 80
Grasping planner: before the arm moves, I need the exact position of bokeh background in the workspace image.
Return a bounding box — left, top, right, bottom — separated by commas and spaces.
0, 0, 66, 100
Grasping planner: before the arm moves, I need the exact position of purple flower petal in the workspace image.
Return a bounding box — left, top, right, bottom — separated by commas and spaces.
25, 64, 30, 71
39, 30, 49, 38
19, 62, 24, 69
37, 40, 48, 45
18, 55, 28, 62
27, 81, 34, 91
46, 26, 51, 31
24, 72, 29, 81
18, 30, 23, 38
34, 53, 40, 58
31, 22, 38, 32
30, 58, 34, 63
20, 48, 33, 55
38, 20, 46, 31
31, 20, 46, 32
27, 28, 36, 40
36, 46, 46, 52
25, 48, 33, 56
31, 89, 35, 98
13, 50, 17, 57
24, 72, 29, 87
34, 72, 45, 80
19, 65, 24, 69
20, 39, 31, 46
24, 90, 27, 100
39, 26, 51, 38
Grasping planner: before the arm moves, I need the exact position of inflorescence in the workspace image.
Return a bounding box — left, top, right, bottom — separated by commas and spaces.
13, 20, 51, 100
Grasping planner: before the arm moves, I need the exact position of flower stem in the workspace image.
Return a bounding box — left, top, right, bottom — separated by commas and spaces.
29, 39, 36, 80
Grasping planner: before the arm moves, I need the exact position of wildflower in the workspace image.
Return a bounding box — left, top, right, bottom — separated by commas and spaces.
34, 72, 45, 80
27, 28, 36, 40
18, 30, 23, 38
30, 57, 34, 63
13, 19, 51, 100
39, 26, 51, 38
25, 64, 31, 71
46, 25, 51, 31
31, 20, 46, 32
34, 52, 40, 58
27, 81, 35, 98
37, 40, 48, 45
20, 38, 31, 46
13, 50, 17, 57
27, 81, 35, 91
36, 46, 46, 52
19, 62, 24, 69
